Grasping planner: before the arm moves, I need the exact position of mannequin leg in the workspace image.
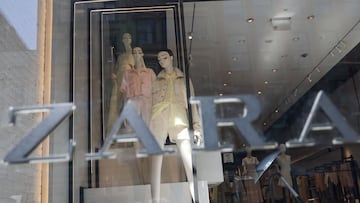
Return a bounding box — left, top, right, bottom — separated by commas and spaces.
151, 155, 163, 203
176, 138, 195, 201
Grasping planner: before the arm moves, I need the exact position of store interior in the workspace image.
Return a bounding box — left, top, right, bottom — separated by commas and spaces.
71, 1, 360, 203
1, 0, 360, 203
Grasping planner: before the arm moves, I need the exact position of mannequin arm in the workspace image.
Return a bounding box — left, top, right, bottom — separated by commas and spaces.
242, 166, 247, 176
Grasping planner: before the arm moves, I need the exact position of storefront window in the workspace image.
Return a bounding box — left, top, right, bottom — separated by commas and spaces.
1, 0, 360, 203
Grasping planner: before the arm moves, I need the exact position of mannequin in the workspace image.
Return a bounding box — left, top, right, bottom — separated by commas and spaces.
149, 49, 201, 203
120, 47, 156, 125
276, 144, 293, 187
119, 47, 156, 184
106, 33, 135, 135
117, 33, 135, 71
276, 144, 293, 203
242, 147, 263, 203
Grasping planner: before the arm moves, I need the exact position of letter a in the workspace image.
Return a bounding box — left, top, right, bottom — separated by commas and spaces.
86, 101, 167, 160
288, 90, 359, 146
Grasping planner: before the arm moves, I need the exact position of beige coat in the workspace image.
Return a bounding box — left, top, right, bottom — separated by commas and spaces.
150, 68, 200, 144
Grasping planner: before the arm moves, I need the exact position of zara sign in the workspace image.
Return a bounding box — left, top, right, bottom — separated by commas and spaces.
2, 91, 359, 164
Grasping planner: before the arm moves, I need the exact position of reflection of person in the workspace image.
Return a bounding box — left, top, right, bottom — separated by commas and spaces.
106, 33, 135, 135
242, 147, 263, 203
149, 49, 201, 203
120, 47, 156, 125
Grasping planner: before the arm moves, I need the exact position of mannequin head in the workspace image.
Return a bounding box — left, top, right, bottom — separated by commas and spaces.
122, 33, 132, 46
279, 143, 286, 154
133, 47, 144, 59
245, 146, 252, 157
157, 49, 174, 69
133, 47, 145, 68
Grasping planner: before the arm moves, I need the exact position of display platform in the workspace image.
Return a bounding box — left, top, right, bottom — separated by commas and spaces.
84, 181, 209, 203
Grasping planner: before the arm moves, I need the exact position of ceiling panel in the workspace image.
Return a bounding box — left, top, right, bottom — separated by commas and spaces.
183, 0, 360, 129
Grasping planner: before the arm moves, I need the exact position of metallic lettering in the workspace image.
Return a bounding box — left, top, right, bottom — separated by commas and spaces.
86, 101, 170, 160
3, 103, 76, 164
191, 95, 277, 150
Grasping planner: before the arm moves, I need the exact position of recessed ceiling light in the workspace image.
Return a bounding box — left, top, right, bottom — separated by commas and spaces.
227, 71, 232, 75
301, 53, 308, 58
223, 83, 228, 87
188, 33, 193, 40
246, 18, 254, 23
232, 57, 238, 61
272, 68, 278, 73
292, 37, 300, 41
219, 93, 223, 96
238, 39, 246, 44
264, 81, 269, 84
257, 91, 262, 95
275, 109, 279, 113
307, 15, 315, 20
